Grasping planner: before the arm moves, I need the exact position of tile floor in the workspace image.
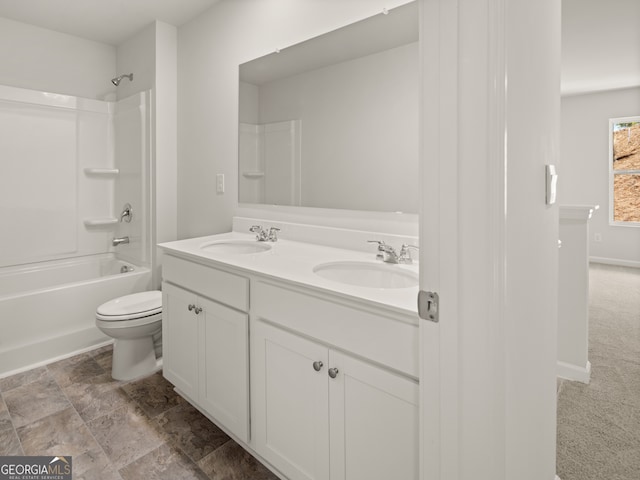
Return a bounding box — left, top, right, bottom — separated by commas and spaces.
0, 345, 278, 480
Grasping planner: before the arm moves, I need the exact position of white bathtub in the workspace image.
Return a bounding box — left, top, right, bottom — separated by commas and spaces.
0, 253, 151, 377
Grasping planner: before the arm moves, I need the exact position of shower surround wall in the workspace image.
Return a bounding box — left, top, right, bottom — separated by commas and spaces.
0, 84, 152, 376
0, 85, 113, 265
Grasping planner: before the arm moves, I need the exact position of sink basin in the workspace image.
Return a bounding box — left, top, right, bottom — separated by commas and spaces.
313, 261, 418, 289
199, 240, 272, 254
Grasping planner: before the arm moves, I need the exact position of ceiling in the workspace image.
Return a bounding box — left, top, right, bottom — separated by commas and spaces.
562, 0, 640, 95
0, 0, 221, 45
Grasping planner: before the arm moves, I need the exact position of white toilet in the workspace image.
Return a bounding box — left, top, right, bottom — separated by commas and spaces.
95, 290, 162, 381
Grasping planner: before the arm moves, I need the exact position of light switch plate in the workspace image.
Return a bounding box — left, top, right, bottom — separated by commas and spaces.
216, 173, 225, 194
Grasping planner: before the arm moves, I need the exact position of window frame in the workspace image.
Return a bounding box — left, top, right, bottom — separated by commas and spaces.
609, 116, 640, 227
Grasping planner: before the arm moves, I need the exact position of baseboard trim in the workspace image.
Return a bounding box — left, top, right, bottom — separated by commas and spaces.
590, 256, 640, 269
557, 360, 591, 384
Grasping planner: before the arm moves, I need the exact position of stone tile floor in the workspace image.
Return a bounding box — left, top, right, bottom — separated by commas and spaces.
0, 345, 278, 480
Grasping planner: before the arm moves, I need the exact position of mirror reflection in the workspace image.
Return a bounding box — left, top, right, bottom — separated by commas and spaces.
238, 2, 419, 213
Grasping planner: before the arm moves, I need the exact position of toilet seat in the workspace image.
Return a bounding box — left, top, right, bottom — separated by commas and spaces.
96, 291, 162, 322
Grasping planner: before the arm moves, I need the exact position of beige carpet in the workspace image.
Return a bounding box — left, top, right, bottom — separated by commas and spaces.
557, 263, 640, 480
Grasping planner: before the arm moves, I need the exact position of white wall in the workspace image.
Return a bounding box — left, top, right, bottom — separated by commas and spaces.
153, 22, 179, 285
116, 23, 156, 99
117, 21, 178, 284
0, 16, 115, 99
177, 0, 414, 239
505, 0, 560, 477
560, 87, 640, 266
154, 22, 178, 245
255, 42, 419, 213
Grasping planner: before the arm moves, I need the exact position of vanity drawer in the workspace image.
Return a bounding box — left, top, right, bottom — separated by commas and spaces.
252, 281, 418, 378
163, 254, 249, 312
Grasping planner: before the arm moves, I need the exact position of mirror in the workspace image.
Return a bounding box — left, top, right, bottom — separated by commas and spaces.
238, 2, 419, 213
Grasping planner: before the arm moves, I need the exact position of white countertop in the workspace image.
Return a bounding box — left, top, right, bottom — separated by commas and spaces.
158, 232, 419, 317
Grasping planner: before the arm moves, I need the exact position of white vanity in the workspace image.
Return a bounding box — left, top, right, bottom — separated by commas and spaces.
158, 224, 420, 480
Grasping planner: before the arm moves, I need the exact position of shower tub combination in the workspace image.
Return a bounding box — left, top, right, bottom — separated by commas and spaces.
0, 84, 154, 377
0, 254, 151, 377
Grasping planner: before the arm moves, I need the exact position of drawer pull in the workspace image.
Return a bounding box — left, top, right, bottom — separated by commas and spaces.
328, 367, 339, 379
312, 361, 324, 372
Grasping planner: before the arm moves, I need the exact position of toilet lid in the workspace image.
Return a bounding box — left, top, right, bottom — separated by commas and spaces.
97, 291, 162, 321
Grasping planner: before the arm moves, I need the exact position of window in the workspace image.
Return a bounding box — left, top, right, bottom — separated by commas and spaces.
610, 117, 640, 224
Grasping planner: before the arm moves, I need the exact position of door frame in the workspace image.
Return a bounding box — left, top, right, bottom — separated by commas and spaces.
419, 0, 560, 479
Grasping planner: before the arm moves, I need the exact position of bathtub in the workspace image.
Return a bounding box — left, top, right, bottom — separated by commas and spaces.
0, 253, 151, 377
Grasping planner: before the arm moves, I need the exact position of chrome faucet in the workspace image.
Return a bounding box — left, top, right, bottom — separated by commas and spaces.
112, 236, 130, 247
250, 225, 280, 242
120, 203, 133, 223
368, 241, 419, 264
398, 244, 419, 264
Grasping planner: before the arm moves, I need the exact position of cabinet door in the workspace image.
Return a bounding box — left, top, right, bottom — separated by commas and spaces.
162, 282, 199, 400
329, 350, 419, 480
251, 320, 330, 480
198, 296, 249, 443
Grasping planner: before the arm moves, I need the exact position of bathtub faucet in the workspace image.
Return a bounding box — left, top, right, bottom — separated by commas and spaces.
112, 236, 130, 247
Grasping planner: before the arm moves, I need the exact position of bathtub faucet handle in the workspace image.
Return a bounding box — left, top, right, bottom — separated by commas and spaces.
120, 203, 133, 223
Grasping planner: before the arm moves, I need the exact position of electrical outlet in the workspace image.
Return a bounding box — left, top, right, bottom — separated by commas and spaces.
594, 233, 602, 242
216, 174, 225, 194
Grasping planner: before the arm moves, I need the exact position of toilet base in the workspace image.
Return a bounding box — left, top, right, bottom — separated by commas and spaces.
112, 336, 160, 381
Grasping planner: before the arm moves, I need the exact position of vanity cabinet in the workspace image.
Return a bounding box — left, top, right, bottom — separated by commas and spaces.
328, 349, 418, 480
161, 282, 199, 399
159, 241, 419, 480
161, 254, 250, 443
252, 310, 418, 480
252, 320, 330, 480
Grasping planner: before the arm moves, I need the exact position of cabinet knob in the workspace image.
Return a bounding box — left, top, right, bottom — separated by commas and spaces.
188, 304, 195, 311
194, 306, 202, 315
328, 367, 339, 379
312, 361, 324, 372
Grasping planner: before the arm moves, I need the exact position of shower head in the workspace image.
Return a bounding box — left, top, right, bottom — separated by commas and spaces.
111, 73, 133, 86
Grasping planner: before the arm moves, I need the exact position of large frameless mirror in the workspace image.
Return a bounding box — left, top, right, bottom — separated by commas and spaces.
238, 1, 419, 213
